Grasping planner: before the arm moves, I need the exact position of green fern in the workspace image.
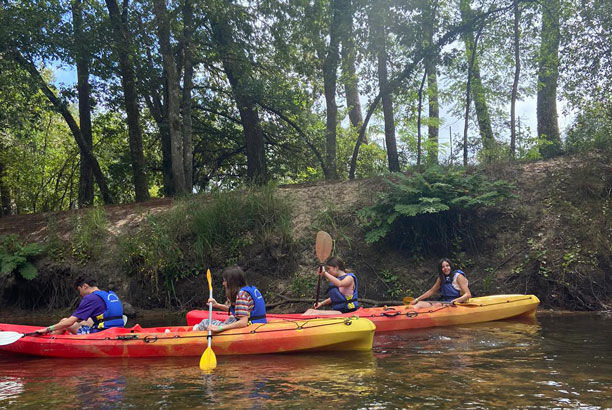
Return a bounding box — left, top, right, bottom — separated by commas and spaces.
0, 235, 45, 280
357, 167, 515, 250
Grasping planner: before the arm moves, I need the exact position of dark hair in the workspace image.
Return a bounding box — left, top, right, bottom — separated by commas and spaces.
326, 256, 346, 272
222, 266, 248, 305
73, 275, 98, 290
437, 258, 454, 284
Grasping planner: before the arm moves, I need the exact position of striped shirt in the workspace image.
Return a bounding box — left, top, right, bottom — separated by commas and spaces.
234, 290, 254, 318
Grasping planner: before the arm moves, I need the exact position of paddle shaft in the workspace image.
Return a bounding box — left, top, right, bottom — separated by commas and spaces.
315, 266, 322, 305
207, 280, 213, 348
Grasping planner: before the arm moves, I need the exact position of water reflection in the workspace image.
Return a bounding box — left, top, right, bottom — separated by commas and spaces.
0, 314, 610, 409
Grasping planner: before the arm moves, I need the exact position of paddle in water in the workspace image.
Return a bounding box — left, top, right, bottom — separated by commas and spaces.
314, 231, 333, 305
199, 268, 217, 371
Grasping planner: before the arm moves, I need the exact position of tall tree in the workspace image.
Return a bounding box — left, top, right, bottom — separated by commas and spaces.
510, 0, 521, 159
459, 0, 495, 159
152, 0, 186, 194
321, 0, 341, 179
10, 51, 114, 204
369, 2, 399, 172
208, 0, 267, 185
71, 0, 94, 206
422, 0, 439, 165
182, 0, 194, 193
105, 0, 150, 201
338, 0, 364, 139
536, 0, 561, 158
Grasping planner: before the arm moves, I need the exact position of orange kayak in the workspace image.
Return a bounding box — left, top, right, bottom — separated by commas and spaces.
0, 317, 375, 358
187, 294, 540, 333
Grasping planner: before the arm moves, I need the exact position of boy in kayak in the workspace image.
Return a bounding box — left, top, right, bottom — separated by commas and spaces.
35, 275, 124, 335
193, 266, 267, 332
410, 258, 471, 308
304, 256, 359, 315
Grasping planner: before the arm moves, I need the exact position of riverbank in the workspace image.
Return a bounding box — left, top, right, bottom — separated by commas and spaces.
0, 151, 611, 312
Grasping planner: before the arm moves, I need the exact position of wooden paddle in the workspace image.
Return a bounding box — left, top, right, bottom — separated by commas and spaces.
199, 268, 217, 371
0, 331, 38, 346
314, 231, 333, 305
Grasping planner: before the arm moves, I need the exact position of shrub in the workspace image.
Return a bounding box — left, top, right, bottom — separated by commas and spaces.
0, 234, 45, 280
357, 167, 515, 254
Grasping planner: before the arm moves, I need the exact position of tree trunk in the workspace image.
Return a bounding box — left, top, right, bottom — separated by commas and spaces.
370, 5, 399, 172
338, 0, 364, 141
0, 160, 11, 216
182, 0, 194, 193
11, 51, 113, 204
322, 0, 341, 180
105, 0, 150, 202
537, 0, 561, 158
510, 0, 521, 159
460, 0, 495, 159
71, 0, 94, 207
209, 3, 267, 185
152, 0, 186, 195
417, 70, 427, 166
423, 0, 439, 165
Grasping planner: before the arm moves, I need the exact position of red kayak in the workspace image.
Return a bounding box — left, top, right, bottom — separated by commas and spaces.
0, 317, 375, 358
187, 294, 540, 333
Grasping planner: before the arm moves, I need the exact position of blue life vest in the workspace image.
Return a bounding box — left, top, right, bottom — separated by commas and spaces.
228, 286, 267, 324
440, 270, 466, 301
328, 273, 359, 313
91, 290, 124, 331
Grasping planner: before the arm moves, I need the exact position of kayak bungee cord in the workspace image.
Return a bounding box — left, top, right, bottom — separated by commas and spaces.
4, 317, 361, 342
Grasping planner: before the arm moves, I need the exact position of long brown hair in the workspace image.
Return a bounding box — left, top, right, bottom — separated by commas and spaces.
437, 258, 454, 284
222, 266, 248, 305
326, 256, 347, 272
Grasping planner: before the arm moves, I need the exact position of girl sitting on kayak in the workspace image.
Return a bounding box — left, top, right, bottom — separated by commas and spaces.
192, 266, 267, 333
410, 258, 471, 308
304, 256, 359, 315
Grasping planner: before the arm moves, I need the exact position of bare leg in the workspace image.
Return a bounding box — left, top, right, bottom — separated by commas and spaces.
303, 309, 343, 316
411, 301, 444, 309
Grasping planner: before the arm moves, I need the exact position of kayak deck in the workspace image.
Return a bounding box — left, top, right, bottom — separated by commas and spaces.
0, 317, 375, 358
187, 294, 540, 333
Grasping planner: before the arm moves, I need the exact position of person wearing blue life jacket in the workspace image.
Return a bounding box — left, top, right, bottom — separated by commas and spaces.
410, 258, 471, 308
35, 275, 124, 335
193, 266, 267, 333
304, 256, 359, 315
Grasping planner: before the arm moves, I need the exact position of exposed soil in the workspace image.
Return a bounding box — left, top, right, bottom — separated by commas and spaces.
1, 152, 611, 313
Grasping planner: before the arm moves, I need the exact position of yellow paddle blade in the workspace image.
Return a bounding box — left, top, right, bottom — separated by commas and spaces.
199, 345, 217, 371
206, 268, 212, 291
403, 296, 414, 305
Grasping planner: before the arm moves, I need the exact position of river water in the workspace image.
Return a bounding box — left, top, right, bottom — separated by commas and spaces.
0, 312, 610, 409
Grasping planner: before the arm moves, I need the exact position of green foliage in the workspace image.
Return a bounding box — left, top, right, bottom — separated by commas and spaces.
118, 185, 293, 305
289, 273, 317, 298
70, 208, 109, 264
0, 234, 45, 280
379, 269, 406, 299
358, 167, 515, 254
312, 201, 354, 250
565, 103, 612, 154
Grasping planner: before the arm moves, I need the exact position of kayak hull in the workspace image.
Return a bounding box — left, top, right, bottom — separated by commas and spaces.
0, 317, 375, 358
187, 294, 540, 333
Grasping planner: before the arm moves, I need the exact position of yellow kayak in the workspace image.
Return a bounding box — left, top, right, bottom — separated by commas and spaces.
188, 294, 540, 332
